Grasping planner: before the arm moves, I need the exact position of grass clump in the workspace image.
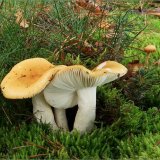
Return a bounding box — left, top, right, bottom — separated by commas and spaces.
122, 66, 160, 109
0, 0, 145, 72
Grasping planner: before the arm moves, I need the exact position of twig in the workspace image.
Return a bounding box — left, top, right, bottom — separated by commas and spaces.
128, 46, 145, 53
29, 153, 48, 159
123, 54, 141, 58
13, 145, 32, 150
54, 36, 78, 55
0, 0, 4, 10
41, 133, 63, 150
2, 106, 12, 125
25, 141, 48, 151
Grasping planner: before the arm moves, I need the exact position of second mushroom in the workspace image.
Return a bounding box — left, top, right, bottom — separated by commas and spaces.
1, 58, 127, 133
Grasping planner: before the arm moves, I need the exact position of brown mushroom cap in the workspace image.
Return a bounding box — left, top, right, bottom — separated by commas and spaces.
127, 60, 144, 76
144, 45, 156, 53
1, 58, 66, 99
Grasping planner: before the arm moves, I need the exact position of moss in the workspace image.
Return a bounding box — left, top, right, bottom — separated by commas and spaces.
1, 104, 160, 159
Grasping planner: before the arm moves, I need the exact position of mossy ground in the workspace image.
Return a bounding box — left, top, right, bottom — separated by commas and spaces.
0, 0, 160, 159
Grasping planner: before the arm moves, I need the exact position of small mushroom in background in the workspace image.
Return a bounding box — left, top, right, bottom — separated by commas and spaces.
1, 58, 127, 134
154, 59, 160, 66
144, 44, 156, 67
127, 60, 144, 77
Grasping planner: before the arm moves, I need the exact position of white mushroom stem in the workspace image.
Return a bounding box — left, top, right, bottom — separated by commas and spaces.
145, 53, 151, 67
73, 87, 96, 133
54, 108, 69, 131
32, 92, 58, 130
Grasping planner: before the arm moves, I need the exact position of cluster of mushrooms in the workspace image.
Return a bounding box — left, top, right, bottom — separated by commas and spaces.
1, 58, 127, 133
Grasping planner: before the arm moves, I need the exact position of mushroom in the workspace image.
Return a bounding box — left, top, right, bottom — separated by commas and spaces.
144, 44, 156, 66
1, 58, 66, 130
154, 59, 160, 66
1, 58, 127, 133
127, 60, 144, 77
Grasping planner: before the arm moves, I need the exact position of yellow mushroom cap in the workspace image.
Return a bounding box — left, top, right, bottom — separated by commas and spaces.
1, 58, 127, 104
1, 58, 65, 99
144, 45, 156, 53
93, 61, 127, 74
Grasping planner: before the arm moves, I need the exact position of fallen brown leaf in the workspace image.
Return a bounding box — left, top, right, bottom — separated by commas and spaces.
20, 19, 29, 28
75, 0, 108, 16
43, 5, 52, 13
98, 20, 110, 29
154, 59, 160, 65
36, 4, 52, 13
95, 41, 103, 47
15, 10, 29, 28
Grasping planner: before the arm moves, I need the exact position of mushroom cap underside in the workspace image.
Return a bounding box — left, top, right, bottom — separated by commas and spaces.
45, 61, 128, 91
1, 58, 65, 99
44, 61, 127, 108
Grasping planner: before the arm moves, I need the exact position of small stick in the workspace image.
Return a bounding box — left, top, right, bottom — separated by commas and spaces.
25, 141, 48, 150
0, 0, 4, 10
29, 153, 48, 159
2, 106, 12, 125
13, 145, 32, 150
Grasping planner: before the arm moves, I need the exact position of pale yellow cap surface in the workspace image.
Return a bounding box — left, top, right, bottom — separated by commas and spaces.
1, 59, 127, 99
1, 58, 60, 99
